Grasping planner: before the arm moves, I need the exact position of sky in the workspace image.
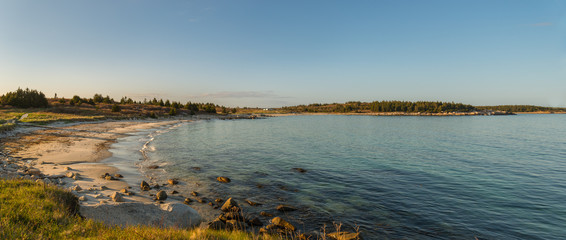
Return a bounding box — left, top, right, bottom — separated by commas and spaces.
0, 0, 565, 107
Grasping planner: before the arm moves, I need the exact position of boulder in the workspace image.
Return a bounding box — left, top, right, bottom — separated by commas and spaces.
168, 179, 178, 185
170, 190, 178, 194
327, 232, 361, 240
183, 198, 192, 204
207, 219, 227, 230
157, 203, 202, 228
216, 176, 231, 183
277, 204, 297, 212
28, 168, 41, 176
105, 175, 116, 181
156, 190, 167, 201
247, 217, 264, 227
71, 185, 82, 191
190, 191, 198, 196
111, 192, 124, 202
215, 198, 223, 203
66, 172, 75, 178
272, 217, 296, 231
226, 219, 244, 230
114, 174, 123, 178
221, 197, 239, 212
141, 181, 150, 191
78, 196, 87, 201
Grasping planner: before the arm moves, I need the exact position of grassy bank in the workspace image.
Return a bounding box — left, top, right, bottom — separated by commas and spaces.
0, 179, 274, 240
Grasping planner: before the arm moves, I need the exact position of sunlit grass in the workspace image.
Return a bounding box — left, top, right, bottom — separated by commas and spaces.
0, 179, 290, 240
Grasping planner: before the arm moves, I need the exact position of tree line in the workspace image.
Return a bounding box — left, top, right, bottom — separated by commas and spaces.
282, 101, 476, 113
0, 88, 222, 114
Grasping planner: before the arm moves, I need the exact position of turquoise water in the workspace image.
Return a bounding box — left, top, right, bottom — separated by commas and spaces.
144, 115, 566, 239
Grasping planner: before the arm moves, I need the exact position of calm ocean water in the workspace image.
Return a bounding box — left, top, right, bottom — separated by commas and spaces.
134, 115, 566, 239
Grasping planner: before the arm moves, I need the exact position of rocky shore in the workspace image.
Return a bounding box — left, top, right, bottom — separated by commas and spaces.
0, 120, 361, 240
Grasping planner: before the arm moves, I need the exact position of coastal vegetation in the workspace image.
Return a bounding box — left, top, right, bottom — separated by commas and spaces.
0, 88, 49, 108
281, 101, 476, 113
0, 179, 275, 240
476, 105, 566, 113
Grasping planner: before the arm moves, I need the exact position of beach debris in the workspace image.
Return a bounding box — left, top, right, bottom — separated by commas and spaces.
183, 198, 192, 204
141, 181, 150, 191
260, 211, 273, 217
246, 199, 263, 206
148, 165, 159, 169
221, 197, 240, 212
71, 185, 82, 191
78, 196, 87, 201
170, 190, 178, 194
156, 190, 167, 201
327, 231, 361, 240
276, 204, 297, 212
111, 192, 124, 202
292, 168, 307, 173
168, 179, 178, 185
114, 174, 123, 178
216, 176, 231, 183
190, 191, 198, 196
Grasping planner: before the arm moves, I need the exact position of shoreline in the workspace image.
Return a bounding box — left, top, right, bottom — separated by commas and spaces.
0, 119, 212, 228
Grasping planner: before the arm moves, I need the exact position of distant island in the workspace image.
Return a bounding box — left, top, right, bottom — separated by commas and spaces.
1, 88, 566, 129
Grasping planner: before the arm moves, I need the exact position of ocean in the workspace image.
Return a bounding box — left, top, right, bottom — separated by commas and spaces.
109, 114, 566, 239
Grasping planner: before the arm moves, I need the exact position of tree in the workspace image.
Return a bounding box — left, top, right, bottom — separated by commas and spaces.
169, 107, 177, 116
0, 88, 49, 108
111, 104, 121, 112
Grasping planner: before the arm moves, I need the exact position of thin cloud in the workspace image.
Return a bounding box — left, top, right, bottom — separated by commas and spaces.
195, 91, 290, 99
528, 22, 552, 27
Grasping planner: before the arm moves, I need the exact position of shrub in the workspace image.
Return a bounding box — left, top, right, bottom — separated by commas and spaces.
0, 88, 49, 108
169, 107, 177, 116
111, 104, 121, 112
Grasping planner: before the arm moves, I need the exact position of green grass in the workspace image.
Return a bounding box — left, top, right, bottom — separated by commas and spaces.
0, 179, 280, 240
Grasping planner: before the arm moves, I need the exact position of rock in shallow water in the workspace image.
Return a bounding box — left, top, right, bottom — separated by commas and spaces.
156, 190, 167, 200
140, 181, 150, 191
216, 176, 231, 183
276, 204, 297, 212
168, 179, 178, 185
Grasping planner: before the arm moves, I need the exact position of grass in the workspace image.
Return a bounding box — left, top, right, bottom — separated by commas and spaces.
0, 123, 16, 133
0, 179, 282, 240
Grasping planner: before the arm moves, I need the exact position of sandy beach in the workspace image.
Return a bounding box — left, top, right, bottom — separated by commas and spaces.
0, 120, 208, 228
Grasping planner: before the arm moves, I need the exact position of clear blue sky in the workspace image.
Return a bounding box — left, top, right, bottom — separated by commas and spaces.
1, 0, 564, 107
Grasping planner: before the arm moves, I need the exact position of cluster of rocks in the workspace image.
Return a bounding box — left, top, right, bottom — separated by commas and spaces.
0, 155, 67, 186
